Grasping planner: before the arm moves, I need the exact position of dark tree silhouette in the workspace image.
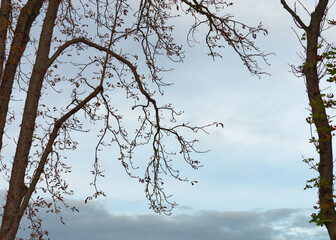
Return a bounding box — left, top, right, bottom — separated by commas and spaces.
0, 0, 267, 239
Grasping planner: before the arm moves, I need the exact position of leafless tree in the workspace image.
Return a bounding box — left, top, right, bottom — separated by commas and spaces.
0, 0, 268, 239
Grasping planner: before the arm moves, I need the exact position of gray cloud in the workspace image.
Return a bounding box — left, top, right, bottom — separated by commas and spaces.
13, 199, 328, 240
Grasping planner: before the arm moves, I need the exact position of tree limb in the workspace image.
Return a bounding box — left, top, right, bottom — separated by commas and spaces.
18, 85, 103, 219
281, 0, 309, 31
46, 37, 87, 68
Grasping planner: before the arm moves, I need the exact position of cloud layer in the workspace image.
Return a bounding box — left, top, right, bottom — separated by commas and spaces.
15, 200, 328, 240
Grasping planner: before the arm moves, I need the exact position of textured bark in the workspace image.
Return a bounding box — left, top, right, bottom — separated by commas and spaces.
282, 0, 336, 238
305, 1, 336, 238
0, 0, 60, 239
0, 0, 11, 78
0, 0, 45, 153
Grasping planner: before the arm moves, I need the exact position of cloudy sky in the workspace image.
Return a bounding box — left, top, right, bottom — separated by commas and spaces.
3, 0, 336, 239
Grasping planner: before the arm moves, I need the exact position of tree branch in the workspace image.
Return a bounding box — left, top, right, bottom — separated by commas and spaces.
18, 85, 103, 219
48, 38, 154, 112
180, 0, 270, 75
281, 0, 309, 31
77, 39, 161, 128
46, 37, 87, 68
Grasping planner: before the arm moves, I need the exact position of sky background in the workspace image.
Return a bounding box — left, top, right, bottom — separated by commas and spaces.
2, 0, 336, 239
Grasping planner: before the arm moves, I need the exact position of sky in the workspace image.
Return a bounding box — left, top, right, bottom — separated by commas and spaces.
2, 0, 336, 239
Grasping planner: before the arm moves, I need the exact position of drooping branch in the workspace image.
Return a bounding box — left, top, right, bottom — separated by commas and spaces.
180, 0, 270, 75
69, 38, 219, 213
49, 37, 160, 127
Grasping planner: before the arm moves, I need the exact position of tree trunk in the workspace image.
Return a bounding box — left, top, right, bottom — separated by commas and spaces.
281, 0, 336, 238
0, 0, 11, 78
303, 0, 336, 238
0, 0, 45, 153
0, 0, 60, 239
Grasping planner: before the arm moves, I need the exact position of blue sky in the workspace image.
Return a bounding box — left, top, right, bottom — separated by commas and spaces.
2, 0, 336, 239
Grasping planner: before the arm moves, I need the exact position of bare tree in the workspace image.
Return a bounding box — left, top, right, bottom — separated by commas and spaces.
0, 0, 268, 239
281, 0, 336, 238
